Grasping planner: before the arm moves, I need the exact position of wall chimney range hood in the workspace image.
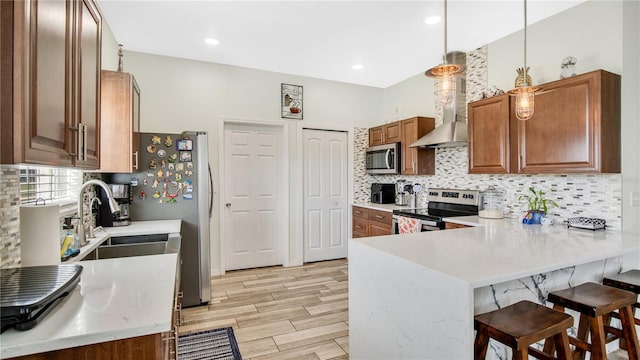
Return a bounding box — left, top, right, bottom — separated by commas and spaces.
411, 51, 468, 148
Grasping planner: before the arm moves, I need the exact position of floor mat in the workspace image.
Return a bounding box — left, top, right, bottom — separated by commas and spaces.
178, 327, 242, 360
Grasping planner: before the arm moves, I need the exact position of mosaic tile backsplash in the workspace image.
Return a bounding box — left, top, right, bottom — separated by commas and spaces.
0, 168, 21, 268
367, 146, 622, 230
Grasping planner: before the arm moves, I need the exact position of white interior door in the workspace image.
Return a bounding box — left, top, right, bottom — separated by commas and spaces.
303, 129, 348, 262
224, 123, 284, 271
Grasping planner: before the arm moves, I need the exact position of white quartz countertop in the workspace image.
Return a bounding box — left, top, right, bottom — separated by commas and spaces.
69, 220, 182, 262
0, 254, 178, 359
352, 201, 415, 213
352, 218, 640, 288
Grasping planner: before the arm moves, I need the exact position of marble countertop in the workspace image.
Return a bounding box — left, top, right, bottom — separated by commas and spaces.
352, 218, 640, 288
352, 201, 416, 213
69, 220, 182, 262
0, 254, 179, 358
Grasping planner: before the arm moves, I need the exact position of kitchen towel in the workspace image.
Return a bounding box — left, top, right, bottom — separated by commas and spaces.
398, 216, 420, 234
20, 204, 61, 266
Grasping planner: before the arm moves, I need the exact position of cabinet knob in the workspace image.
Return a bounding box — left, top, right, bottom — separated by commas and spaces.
225, 203, 231, 207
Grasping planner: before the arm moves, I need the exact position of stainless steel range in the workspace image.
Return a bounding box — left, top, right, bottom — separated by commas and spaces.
392, 188, 479, 233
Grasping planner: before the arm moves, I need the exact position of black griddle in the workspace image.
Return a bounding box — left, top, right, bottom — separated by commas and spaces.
1, 264, 83, 332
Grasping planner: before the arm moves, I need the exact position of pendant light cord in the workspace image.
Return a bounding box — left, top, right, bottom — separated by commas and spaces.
523, 0, 527, 76
443, 0, 448, 65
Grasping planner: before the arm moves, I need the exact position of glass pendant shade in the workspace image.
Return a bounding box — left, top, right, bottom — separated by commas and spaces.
434, 73, 457, 105
515, 91, 535, 121
424, 0, 464, 106
508, 0, 541, 121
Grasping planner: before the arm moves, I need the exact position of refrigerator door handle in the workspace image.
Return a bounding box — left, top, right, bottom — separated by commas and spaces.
208, 164, 213, 219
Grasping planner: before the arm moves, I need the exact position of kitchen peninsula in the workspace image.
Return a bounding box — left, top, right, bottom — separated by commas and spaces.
348, 218, 640, 359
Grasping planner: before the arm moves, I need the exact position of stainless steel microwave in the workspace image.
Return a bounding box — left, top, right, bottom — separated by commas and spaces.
366, 143, 399, 174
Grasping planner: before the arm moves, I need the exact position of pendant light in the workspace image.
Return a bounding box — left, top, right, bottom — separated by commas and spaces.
508, 0, 541, 121
425, 0, 465, 106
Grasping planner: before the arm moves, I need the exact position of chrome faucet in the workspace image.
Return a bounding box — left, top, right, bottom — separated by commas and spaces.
88, 197, 102, 239
78, 180, 120, 246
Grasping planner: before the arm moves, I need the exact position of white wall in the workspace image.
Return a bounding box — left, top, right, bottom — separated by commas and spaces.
621, 0, 640, 234
101, 20, 119, 72
486, 0, 623, 90
118, 51, 384, 273
380, 73, 436, 124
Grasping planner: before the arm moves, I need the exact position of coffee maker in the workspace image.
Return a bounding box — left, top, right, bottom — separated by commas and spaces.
97, 184, 131, 227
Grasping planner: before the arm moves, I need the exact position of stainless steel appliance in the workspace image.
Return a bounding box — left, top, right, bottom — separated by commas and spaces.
109, 131, 212, 307
97, 184, 132, 227
392, 188, 479, 233
371, 183, 395, 204
366, 143, 399, 174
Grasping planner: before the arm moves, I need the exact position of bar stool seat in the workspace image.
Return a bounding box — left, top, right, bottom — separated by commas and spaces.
546, 282, 640, 360
604, 269, 640, 325
474, 300, 573, 360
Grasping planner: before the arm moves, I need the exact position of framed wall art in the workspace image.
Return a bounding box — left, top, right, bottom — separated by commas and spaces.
281, 83, 303, 119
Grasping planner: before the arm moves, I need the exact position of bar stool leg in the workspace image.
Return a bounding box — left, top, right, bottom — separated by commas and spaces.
619, 304, 640, 360
588, 315, 607, 360
575, 313, 590, 360
514, 349, 528, 360
554, 331, 572, 360
474, 330, 489, 360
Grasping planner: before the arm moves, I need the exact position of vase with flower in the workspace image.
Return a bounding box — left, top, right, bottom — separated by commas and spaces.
518, 187, 558, 225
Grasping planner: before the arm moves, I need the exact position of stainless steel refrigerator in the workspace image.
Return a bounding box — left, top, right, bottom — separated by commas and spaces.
110, 131, 212, 307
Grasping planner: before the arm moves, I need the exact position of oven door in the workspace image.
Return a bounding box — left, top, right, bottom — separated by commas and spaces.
392, 215, 443, 234
366, 143, 399, 174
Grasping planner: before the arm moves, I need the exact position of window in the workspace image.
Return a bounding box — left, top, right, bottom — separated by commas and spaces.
19, 166, 82, 205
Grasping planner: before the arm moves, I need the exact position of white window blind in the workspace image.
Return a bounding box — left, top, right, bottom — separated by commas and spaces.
19, 166, 82, 205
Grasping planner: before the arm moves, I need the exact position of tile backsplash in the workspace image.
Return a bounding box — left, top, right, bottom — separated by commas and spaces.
366, 146, 622, 230
0, 167, 21, 268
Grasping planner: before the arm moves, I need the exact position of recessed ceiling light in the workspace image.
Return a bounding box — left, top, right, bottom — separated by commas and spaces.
352, 64, 364, 70
204, 38, 219, 45
424, 16, 442, 25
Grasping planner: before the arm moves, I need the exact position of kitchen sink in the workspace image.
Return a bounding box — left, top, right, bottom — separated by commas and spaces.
96, 242, 167, 259
86, 233, 181, 260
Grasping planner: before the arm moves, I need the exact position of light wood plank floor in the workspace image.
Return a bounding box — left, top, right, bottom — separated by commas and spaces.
180, 259, 349, 360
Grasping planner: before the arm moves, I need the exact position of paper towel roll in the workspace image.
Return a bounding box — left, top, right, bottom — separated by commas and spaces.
20, 204, 61, 266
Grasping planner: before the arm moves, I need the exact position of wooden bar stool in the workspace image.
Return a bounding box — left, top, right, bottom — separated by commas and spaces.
474, 300, 573, 360
603, 269, 640, 326
546, 282, 640, 360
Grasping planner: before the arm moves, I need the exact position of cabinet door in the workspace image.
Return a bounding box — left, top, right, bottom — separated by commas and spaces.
352, 218, 369, 238
73, 0, 101, 169
468, 95, 510, 174
100, 71, 140, 173
369, 221, 391, 236
132, 77, 141, 171
384, 122, 401, 143
401, 117, 435, 175
369, 126, 384, 146
20, 0, 74, 166
513, 71, 619, 173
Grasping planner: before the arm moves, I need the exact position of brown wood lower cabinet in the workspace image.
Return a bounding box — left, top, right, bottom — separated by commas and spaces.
445, 222, 470, 230
352, 206, 392, 237
9, 334, 163, 360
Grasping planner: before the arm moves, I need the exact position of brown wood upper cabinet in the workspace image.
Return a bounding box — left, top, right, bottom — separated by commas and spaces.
369, 122, 401, 146
513, 70, 620, 173
468, 94, 511, 174
99, 71, 141, 173
401, 117, 435, 175
0, 0, 102, 169
468, 70, 620, 174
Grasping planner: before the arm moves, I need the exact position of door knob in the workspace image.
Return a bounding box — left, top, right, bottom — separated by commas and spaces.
225, 203, 231, 207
